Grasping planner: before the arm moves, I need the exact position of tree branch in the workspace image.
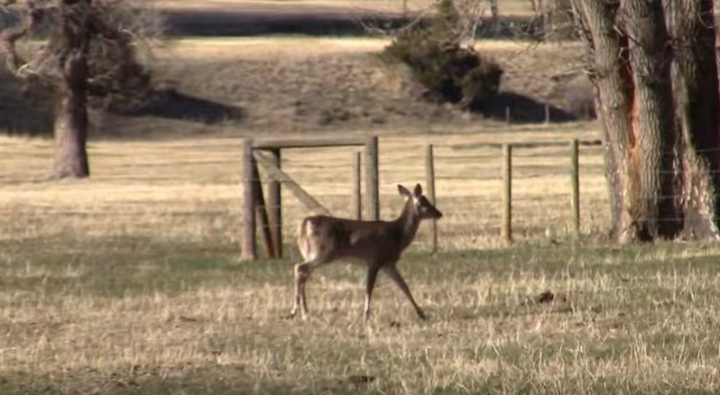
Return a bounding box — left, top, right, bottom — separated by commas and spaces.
1, 16, 30, 73
0, 0, 56, 77
87, 10, 126, 41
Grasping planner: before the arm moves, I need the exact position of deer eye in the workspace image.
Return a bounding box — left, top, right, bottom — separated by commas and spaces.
415, 196, 429, 209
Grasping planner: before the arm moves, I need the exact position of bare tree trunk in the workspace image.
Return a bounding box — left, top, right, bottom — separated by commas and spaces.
52, 51, 90, 179
51, 0, 91, 179
572, 0, 720, 242
666, 0, 720, 238
548, 0, 574, 40
570, 0, 633, 241
622, 0, 681, 240
488, 0, 500, 37
527, 0, 546, 38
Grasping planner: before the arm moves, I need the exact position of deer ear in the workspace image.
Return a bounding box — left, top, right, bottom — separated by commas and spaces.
413, 183, 422, 197
398, 184, 411, 198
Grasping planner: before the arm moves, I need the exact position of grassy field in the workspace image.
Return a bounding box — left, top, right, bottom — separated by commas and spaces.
3, 124, 720, 394
1, 20, 718, 395
0, 123, 605, 251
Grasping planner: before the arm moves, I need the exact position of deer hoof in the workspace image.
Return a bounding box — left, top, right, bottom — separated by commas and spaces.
364, 310, 372, 321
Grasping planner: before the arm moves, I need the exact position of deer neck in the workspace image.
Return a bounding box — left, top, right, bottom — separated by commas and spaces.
393, 198, 421, 250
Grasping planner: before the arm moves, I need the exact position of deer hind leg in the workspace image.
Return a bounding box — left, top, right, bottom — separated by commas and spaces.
382, 264, 426, 320
291, 259, 325, 320
364, 264, 382, 321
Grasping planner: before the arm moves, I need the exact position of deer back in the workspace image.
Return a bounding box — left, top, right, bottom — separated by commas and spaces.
298, 215, 406, 265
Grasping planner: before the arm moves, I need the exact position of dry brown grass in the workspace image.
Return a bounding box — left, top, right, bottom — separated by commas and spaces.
4, 128, 720, 394
3, 31, 720, 395
0, 122, 604, 251
141, 37, 588, 138
163, 36, 583, 61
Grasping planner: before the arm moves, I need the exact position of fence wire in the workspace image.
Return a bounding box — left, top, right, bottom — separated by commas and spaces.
0, 135, 632, 254
244, 139, 612, 255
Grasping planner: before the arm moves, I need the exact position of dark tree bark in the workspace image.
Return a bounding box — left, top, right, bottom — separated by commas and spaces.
51, 0, 91, 179
622, 0, 680, 239
570, 0, 633, 240
571, 0, 720, 242
488, 0, 500, 37
666, 0, 720, 238
1, 0, 160, 179
52, 51, 90, 178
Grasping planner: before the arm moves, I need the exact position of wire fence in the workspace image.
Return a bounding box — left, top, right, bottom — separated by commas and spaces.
246, 136, 611, 259
7, 133, 719, 257
0, 134, 611, 255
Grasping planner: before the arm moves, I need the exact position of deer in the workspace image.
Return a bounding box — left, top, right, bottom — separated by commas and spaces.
290, 183, 443, 321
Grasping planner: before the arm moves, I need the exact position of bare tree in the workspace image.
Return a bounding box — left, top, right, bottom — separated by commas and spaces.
0, 0, 163, 179
527, 0, 575, 40
453, 0, 487, 46
570, 0, 720, 242
361, 0, 489, 47
486, 0, 499, 37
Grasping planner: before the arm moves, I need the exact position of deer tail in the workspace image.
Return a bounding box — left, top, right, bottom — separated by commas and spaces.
297, 217, 314, 261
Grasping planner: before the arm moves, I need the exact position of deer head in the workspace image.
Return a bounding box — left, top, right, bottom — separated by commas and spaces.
398, 183, 443, 220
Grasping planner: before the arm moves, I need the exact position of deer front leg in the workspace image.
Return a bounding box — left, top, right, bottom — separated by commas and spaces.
364, 264, 382, 321
383, 264, 426, 320
291, 260, 318, 320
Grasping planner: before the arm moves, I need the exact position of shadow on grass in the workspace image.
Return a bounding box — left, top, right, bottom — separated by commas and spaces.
162, 9, 545, 38
0, 365, 386, 395
477, 91, 578, 124
0, 85, 246, 139
117, 89, 246, 125
0, 236, 289, 298
5, 237, 720, 301
0, 72, 54, 137
4, 361, 720, 395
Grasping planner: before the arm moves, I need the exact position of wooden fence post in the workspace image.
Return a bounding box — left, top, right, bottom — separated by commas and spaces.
365, 135, 380, 221
502, 144, 512, 242
544, 103, 550, 124
251, 153, 275, 259
425, 144, 438, 253
241, 139, 258, 260
570, 139, 580, 237
352, 151, 362, 220
267, 148, 283, 258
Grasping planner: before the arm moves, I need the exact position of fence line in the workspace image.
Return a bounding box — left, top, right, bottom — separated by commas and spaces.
242, 137, 605, 258
242, 135, 379, 260
425, 144, 438, 253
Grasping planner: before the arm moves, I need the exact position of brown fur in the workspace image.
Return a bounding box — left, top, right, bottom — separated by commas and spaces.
291, 183, 442, 321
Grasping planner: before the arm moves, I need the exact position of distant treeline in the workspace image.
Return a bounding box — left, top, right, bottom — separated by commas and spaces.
162, 11, 552, 39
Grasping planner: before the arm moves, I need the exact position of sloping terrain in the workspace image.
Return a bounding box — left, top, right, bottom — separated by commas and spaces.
0, 2, 594, 139
111, 38, 592, 138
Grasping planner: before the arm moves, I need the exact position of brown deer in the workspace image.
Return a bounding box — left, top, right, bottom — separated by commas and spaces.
290, 183, 442, 321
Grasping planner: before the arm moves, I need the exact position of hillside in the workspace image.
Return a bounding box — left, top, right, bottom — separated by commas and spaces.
0, 2, 595, 139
